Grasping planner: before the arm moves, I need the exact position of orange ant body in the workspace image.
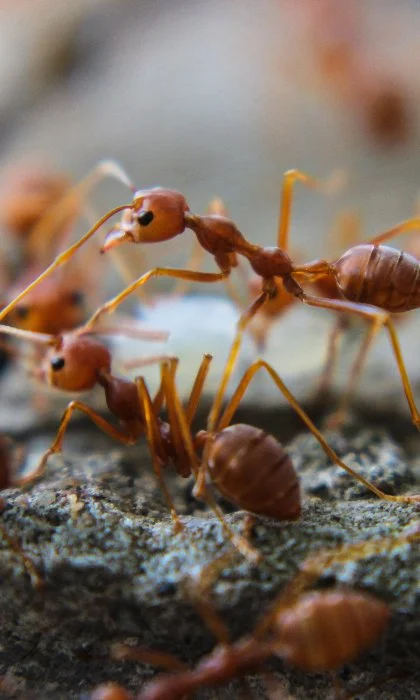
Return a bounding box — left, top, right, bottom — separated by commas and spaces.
281, 0, 410, 146
1, 168, 419, 434
0, 165, 74, 252
92, 530, 417, 700
126, 589, 389, 700
1, 305, 417, 572
0, 160, 137, 337
0, 324, 304, 560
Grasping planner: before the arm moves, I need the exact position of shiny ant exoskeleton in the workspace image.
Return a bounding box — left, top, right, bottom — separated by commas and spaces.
0, 168, 419, 434
91, 529, 420, 700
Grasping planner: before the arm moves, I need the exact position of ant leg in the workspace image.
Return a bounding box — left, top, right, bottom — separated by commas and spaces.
185, 354, 213, 425
315, 314, 348, 397
185, 551, 239, 645
326, 320, 382, 429
27, 160, 135, 264
0, 520, 42, 588
277, 169, 344, 251
367, 217, 420, 246
0, 203, 131, 325
300, 294, 420, 431
170, 238, 206, 298
136, 377, 185, 532
107, 246, 151, 306
16, 401, 137, 486
214, 359, 418, 503
160, 361, 261, 563
194, 293, 269, 498
112, 644, 188, 671
80, 268, 230, 332
0, 324, 54, 346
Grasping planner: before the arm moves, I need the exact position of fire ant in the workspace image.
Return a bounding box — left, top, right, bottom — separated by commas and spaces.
91, 528, 420, 700
0, 159, 136, 336
0, 435, 42, 588
280, 0, 410, 146
1, 168, 419, 432
1, 318, 416, 575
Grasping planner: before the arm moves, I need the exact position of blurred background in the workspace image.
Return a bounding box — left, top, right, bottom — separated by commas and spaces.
1, 0, 420, 424
1, 0, 420, 248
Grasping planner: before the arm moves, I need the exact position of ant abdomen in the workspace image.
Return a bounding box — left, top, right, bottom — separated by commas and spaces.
204, 424, 301, 520
333, 244, 420, 312
274, 590, 389, 672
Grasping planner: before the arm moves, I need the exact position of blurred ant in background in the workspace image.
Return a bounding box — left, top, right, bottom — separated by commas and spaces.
91, 528, 420, 700
279, 0, 410, 146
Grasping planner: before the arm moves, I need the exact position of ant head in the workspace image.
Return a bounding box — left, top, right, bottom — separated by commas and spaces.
6, 276, 86, 335
1, 167, 70, 238
43, 333, 111, 392
101, 187, 189, 251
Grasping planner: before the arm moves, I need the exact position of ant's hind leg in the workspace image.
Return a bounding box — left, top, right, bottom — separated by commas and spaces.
367, 217, 420, 247
300, 294, 420, 432
215, 358, 418, 503
16, 400, 136, 486
159, 361, 261, 563
136, 376, 185, 533
185, 354, 213, 425
326, 319, 382, 429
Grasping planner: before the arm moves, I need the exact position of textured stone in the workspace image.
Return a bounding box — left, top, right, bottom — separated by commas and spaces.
0, 424, 418, 699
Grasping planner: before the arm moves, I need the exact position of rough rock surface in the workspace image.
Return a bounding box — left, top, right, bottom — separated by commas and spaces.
0, 422, 418, 699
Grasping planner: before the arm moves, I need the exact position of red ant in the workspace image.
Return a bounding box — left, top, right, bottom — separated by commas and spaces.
0, 168, 419, 434
0, 435, 42, 588
0, 160, 136, 336
91, 528, 420, 700
280, 0, 410, 146
1, 318, 416, 573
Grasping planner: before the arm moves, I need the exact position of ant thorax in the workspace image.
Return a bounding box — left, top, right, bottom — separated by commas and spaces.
44, 334, 111, 392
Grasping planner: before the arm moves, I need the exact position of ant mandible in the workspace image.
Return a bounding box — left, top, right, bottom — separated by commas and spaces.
0, 167, 419, 430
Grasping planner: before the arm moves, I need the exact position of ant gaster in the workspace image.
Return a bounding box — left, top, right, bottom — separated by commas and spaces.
1, 168, 419, 432
92, 529, 420, 700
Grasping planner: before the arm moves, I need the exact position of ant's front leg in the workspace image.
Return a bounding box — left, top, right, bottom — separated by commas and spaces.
16, 401, 136, 486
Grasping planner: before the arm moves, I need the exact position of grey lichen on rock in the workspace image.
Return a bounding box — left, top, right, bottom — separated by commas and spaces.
0, 423, 418, 699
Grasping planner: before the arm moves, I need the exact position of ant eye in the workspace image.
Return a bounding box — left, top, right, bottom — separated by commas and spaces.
69, 291, 84, 306
15, 306, 30, 320
137, 210, 154, 226
51, 357, 65, 371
